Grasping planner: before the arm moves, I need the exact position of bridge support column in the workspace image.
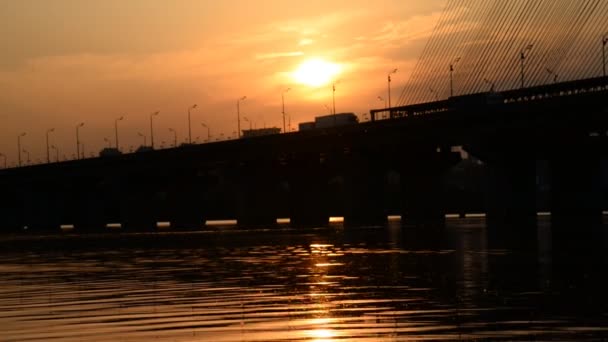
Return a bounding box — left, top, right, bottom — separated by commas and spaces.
168, 177, 206, 230
550, 154, 602, 229
120, 190, 159, 232
400, 150, 460, 227
24, 187, 62, 232
484, 157, 537, 229
289, 154, 329, 227
343, 157, 387, 227
236, 162, 280, 227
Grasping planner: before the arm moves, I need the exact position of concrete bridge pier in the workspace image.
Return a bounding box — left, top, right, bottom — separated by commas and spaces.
23, 183, 62, 232
550, 153, 603, 229
235, 161, 280, 227
400, 149, 460, 227
288, 153, 329, 227
167, 174, 207, 230
484, 157, 538, 230
342, 154, 388, 227
119, 184, 159, 232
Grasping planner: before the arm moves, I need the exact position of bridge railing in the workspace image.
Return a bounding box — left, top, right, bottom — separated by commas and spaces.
371, 76, 608, 121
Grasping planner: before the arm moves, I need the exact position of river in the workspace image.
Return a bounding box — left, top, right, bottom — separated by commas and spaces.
1, 218, 607, 341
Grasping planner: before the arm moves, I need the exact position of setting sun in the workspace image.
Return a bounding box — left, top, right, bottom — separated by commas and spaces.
292, 58, 342, 87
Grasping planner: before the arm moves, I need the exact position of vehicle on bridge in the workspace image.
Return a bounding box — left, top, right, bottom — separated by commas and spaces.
299, 112, 359, 131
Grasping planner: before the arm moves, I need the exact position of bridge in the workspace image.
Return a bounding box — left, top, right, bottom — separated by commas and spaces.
2, 0, 608, 234
1, 75, 607, 233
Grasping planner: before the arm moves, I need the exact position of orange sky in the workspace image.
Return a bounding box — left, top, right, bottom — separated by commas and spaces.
0, 0, 445, 165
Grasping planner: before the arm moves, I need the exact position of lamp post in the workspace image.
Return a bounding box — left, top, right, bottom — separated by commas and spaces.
22, 149, 30, 165
602, 34, 608, 78
188, 104, 197, 144
114, 116, 124, 150
75, 122, 84, 159
103, 137, 111, 148
45, 128, 54, 163
281, 88, 290, 133
237, 96, 247, 138
429, 88, 438, 101
449, 57, 461, 97
324, 104, 331, 115
0, 153, 6, 169
331, 83, 337, 115
546, 68, 558, 83
150, 111, 159, 149
201, 123, 210, 142
51, 145, 59, 163
377, 95, 386, 108
484, 78, 495, 92
137, 132, 147, 146
387, 68, 397, 111
168, 128, 177, 147
520, 44, 533, 89
17, 132, 26, 167
243, 116, 252, 130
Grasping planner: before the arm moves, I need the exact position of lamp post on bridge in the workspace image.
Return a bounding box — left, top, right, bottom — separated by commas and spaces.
17, 132, 26, 167
483, 78, 496, 92
168, 128, 177, 147
45, 128, 54, 163
0, 153, 6, 169
150, 111, 159, 149
103, 137, 111, 148
602, 34, 608, 78
22, 149, 30, 165
114, 116, 124, 151
281, 88, 290, 133
520, 44, 533, 89
51, 145, 59, 163
429, 88, 438, 101
387, 68, 397, 111
75, 122, 84, 159
137, 132, 147, 146
449, 57, 460, 97
237, 96, 247, 138
201, 123, 210, 142
187, 104, 197, 144
546, 68, 558, 84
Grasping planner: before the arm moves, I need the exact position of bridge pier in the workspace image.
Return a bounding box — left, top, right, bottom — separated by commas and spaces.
484, 157, 538, 229
235, 162, 280, 227
166, 172, 207, 230
23, 186, 62, 232
343, 155, 387, 227
400, 149, 460, 227
550, 153, 603, 229
120, 188, 159, 232
288, 153, 329, 227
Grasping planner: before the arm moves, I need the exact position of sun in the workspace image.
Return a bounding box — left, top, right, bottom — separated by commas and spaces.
292, 58, 341, 87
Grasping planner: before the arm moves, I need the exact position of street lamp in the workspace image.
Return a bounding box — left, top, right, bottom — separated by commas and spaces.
51, 145, 59, 163
201, 123, 210, 142
243, 116, 252, 130
449, 57, 461, 97
429, 88, 438, 101
602, 34, 608, 78
168, 128, 177, 147
103, 137, 111, 148
282, 88, 290, 133
520, 44, 533, 89
17, 132, 26, 167
377, 95, 386, 108
22, 149, 30, 165
237, 96, 247, 138
484, 78, 496, 92
188, 104, 197, 144
115, 116, 124, 150
46, 128, 54, 163
0, 153, 6, 169
137, 132, 147, 146
324, 104, 331, 115
546, 68, 558, 84
331, 82, 338, 115
75, 122, 84, 159
387, 68, 397, 111
150, 111, 159, 149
